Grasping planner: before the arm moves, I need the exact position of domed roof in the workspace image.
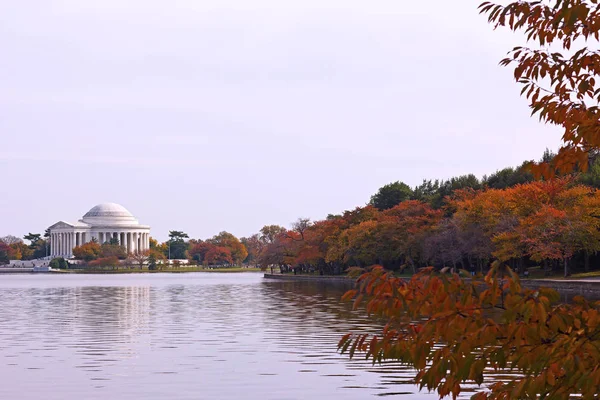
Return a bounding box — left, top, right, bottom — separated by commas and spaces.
83, 203, 133, 218
81, 203, 139, 226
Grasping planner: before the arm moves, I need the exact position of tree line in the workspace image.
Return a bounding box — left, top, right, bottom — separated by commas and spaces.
3, 151, 600, 276
245, 152, 600, 277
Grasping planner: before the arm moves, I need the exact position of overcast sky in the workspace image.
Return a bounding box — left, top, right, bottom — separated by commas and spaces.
1, 0, 562, 242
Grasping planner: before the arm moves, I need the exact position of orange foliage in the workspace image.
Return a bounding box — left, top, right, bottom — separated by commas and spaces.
479, 1, 600, 175
341, 265, 600, 399
73, 241, 101, 261
88, 256, 119, 267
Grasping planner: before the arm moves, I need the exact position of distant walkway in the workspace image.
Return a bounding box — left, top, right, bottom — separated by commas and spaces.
264, 274, 600, 298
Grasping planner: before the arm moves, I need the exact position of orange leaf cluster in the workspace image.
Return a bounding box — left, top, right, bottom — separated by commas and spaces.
480, 0, 600, 175
340, 264, 600, 399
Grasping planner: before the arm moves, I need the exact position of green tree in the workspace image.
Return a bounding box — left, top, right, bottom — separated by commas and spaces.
168, 230, 189, 259
24, 233, 41, 244
484, 164, 534, 189
100, 243, 127, 259
411, 179, 441, 204
169, 231, 189, 242
148, 252, 158, 270
579, 156, 600, 188
369, 181, 413, 210
49, 257, 68, 269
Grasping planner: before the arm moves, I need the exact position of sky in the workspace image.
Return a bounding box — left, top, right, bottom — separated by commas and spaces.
0, 0, 563, 242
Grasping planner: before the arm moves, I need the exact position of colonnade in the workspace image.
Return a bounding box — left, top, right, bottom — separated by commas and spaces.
50, 231, 150, 258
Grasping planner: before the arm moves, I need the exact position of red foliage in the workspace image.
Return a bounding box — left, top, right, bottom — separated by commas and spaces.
88, 256, 120, 267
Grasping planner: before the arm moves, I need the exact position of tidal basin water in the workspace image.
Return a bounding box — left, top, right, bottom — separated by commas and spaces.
0, 273, 483, 399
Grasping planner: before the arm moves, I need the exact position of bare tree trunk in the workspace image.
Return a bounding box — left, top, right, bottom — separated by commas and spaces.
564, 257, 569, 278
585, 251, 590, 272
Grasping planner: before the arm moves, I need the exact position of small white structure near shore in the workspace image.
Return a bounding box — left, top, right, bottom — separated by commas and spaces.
48, 203, 151, 258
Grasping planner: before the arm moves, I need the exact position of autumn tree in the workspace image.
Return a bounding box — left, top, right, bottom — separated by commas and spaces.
340, 265, 600, 399
8, 241, 32, 261
130, 249, 149, 269
73, 241, 101, 262
208, 231, 248, 265
89, 256, 120, 268
0, 235, 21, 245
0, 242, 9, 265
338, 4, 600, 396
100, 242, 127, 260
205, 246, 233, 266
259, 225, 286, 244
240, 234, 263, 265
479, 0, 600, 174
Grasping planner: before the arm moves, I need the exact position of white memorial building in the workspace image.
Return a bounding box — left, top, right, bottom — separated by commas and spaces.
48, 203, 151, 258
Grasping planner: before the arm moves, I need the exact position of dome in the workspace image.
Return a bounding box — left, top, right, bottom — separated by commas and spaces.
81, 203, 139, 226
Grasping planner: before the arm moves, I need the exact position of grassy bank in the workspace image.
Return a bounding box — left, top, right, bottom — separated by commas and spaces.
61, 266, 264, 274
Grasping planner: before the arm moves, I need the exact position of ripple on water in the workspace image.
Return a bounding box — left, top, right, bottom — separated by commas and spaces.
0, 273, 489, 400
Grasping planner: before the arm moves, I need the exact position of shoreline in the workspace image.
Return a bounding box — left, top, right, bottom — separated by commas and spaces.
263, 273, 355, 287
263, 273, 600, 297
0, 267, 263, 274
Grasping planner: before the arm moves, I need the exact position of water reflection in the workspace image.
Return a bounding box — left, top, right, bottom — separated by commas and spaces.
0, 273, 477, 399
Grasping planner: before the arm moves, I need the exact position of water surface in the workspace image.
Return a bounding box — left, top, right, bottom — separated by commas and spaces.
0, 273, 476, 399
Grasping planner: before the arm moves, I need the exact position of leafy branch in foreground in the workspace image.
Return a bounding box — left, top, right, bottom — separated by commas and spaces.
479, 0, 600, 175
339, 264, 600, 399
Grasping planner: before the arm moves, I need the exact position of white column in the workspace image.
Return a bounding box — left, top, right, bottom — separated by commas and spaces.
58, 233, 62, 256
68, 233, 72, 257
146, 233, 150, 251
133, 232, 138, 253
51, 233, 54, 256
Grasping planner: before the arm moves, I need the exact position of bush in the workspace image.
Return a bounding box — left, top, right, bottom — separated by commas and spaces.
88, 256, 120, 268
49, 257, 69, 269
